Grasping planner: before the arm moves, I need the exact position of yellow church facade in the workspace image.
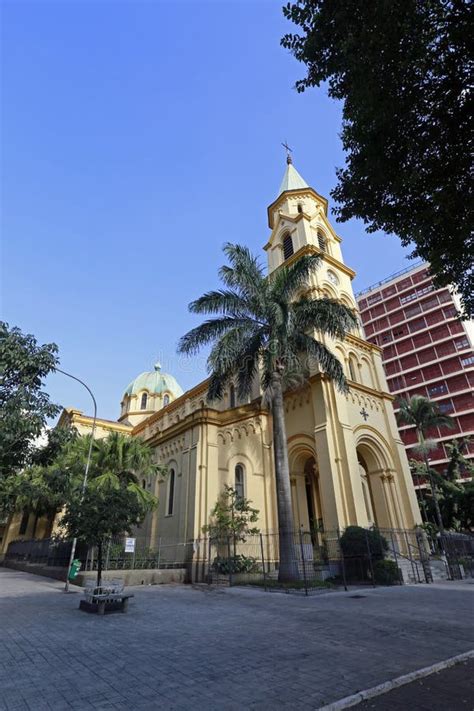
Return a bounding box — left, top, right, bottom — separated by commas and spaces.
1, 161, 421, 558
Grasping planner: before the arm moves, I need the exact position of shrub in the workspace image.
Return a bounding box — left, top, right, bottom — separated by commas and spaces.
212, 554, 259, 574
340, 526, 388, 560
373, 559, 401, 586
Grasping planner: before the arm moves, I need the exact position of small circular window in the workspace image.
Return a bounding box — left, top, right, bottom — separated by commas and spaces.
327, 270, 339, 286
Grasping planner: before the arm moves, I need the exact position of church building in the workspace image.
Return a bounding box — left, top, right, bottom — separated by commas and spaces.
1, 160, 421, 556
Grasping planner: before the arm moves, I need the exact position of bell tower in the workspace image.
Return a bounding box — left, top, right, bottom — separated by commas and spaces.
264, 156, 358, 320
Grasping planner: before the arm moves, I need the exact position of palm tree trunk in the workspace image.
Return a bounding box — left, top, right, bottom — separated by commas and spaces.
422, 452, 445, 534
271, 372, 300, 582
418, 431, 445, 534
97, 540, 103, 588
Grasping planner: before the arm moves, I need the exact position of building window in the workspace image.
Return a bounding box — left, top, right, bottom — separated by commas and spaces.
455, 338, 469, 350
428, 383, 448, 397
163, 394, 170, 406
140, 393, 148, 410
235, 464, 245, 501
461, 356, 474, 367
317, 230, 326, 252
283, 233, 294, 260
167, 468, 175, 515
348, 357, 357, 381
327, 270, 339, 286
229, 384, 236, 408
297, 203, 303, 214
19, 510, 29, 535
142, 479, 147, 489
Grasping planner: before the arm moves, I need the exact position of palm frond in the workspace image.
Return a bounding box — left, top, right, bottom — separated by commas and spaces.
291, 333, 347, 392
178, 317, 254, 355
189, 290, 249, 316
292, 298, 357, 339
270, 253, 321, 301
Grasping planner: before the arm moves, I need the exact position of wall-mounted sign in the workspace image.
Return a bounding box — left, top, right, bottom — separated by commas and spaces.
125, 537, 136, 553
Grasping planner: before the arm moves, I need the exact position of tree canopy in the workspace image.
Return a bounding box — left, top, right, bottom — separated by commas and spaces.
0, 322, 60, 478
282, 0, 473, 316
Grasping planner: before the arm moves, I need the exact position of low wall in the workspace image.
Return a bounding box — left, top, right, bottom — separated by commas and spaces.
76, 568, 186, 587
2, 560, 186, 586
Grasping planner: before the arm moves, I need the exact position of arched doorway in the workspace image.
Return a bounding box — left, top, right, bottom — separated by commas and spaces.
290, 453, 324, 538
356, 440, 401, 529
358, 454, 376, 526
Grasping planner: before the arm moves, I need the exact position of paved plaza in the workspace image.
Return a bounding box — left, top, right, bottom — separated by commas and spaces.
0, 569, 473, 710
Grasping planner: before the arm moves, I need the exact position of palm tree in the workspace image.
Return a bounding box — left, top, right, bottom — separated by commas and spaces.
397, 395, 454, 532
63, 432, 162, 586
178, 243, 356, 581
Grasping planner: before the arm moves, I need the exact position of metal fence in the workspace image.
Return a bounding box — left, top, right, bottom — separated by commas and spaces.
6, 527, 473, 592
192, 527, 435, 594
439, 532, 474, 580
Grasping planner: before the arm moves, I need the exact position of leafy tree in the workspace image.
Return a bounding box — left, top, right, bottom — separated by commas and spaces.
0, 427, 78, 534
414, 438, 474, 531
281, 1, 473, 316
202, 485, 260, 542
60, 432, 162, 586
178, 243, 356, 580
397, 395, 454, 531
0, 322, 60, 478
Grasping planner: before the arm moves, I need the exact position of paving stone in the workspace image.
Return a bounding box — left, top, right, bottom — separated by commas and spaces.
0, 570, 473, 710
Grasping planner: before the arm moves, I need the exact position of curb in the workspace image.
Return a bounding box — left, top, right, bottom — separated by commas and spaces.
317, 649, 474, 710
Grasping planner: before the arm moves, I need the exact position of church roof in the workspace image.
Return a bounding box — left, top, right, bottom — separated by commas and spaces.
124, 362, 184, 399
277, 161, 309, 196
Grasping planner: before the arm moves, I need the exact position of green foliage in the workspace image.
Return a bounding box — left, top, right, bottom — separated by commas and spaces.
281, 1, 473, 317
410, 438, 474, 531
340, 526, 388, 560
0, 322, 60, 478
397, 395, 454, 437
373, 560, 400, 586
202, 485, 259, 541
60, 432, 161, 546
212, 554, 259, 574
178, 243, 356, 402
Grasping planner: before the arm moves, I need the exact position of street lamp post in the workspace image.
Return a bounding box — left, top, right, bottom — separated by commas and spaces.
54, 368, 97, 592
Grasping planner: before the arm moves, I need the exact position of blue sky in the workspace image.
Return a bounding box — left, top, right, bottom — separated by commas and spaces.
1, 0, 412, 421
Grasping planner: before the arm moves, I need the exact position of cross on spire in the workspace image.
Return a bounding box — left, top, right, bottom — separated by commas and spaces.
281, 141, 293, 164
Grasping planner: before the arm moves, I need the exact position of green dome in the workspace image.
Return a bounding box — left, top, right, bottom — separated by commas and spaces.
124, 362, 184, 400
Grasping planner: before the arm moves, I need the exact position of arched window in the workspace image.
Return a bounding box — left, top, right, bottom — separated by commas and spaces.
317, 230, 326, 252
348, 356, 357, 382
282, 233, 294, 260
297, 203, 303, 214
235, 464, 245, 501
163, 394, 170, 407
140, 392, 148, 410
167, 468, 175, 515
229, 384, 236, 408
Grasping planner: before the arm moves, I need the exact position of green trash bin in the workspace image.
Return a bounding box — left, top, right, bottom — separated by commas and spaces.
68, 558, 82, 581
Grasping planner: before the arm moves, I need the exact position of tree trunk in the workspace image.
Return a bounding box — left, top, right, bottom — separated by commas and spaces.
271, 372, 300, 582
423, 452, 445, 534
97, 540, 103, 588
418, 431, 445, 534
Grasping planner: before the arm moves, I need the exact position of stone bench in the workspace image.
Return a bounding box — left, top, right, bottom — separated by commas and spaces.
80, 582, 134, 615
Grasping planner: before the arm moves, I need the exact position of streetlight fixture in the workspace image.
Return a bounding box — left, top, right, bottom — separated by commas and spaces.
53, 368, 97, 592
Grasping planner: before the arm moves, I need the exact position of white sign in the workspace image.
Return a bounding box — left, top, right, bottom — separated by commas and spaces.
124, 537, 136, 553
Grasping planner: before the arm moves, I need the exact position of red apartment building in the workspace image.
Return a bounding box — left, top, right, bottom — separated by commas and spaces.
356, 263, 474, 475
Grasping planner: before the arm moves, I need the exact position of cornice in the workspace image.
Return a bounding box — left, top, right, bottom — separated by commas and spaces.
269, 245, 356, 280
267, 188, 328, 228
68, 412, 133, 433
345, 333, 382, 354
132, 378, 210, 435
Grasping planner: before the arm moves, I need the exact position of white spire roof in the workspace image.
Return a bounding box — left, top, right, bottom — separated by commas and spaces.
277, 160, 309, 196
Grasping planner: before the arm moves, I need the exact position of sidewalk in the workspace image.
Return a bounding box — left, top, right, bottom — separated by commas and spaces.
355, 658, 474, 709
